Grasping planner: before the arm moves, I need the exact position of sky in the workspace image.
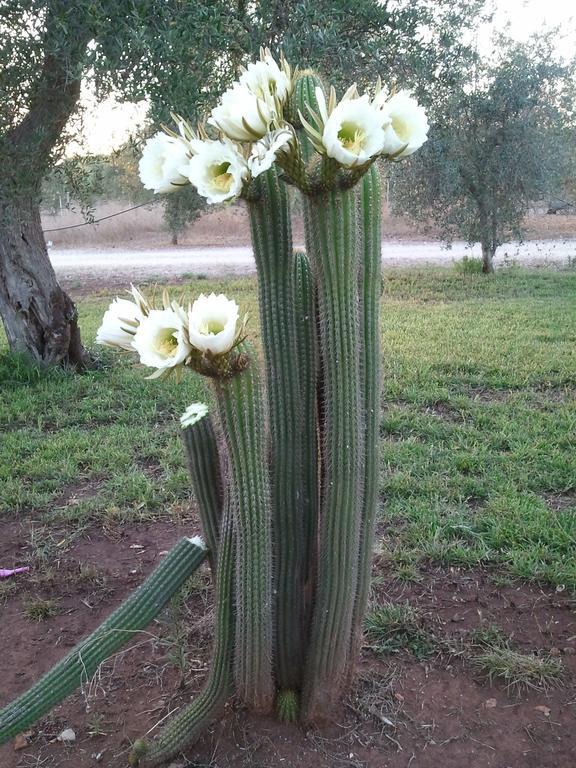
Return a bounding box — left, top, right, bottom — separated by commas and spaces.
71, 0, 575, 156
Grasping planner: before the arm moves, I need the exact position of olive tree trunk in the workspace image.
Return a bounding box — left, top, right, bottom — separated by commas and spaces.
0, 193, 91, 367
0, 2, 92, 368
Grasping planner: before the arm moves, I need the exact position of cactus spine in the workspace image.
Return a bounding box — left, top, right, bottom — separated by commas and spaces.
129, 496, 236, 767
248, 168, 315, 692
0, 537, 207, 745
301, 186, 364, 720
182, 414, 223, 566
215, 345, 274, 713
351, 163, 382, 653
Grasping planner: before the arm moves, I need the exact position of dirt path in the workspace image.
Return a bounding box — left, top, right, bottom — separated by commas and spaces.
50, 238, 576, 285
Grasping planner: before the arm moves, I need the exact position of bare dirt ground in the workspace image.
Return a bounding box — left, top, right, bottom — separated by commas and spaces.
1, 515, 574, 768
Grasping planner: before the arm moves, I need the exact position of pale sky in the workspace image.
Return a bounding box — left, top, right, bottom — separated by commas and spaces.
72, 0, 575, 156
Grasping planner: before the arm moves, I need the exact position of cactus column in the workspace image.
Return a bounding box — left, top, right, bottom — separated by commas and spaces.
215, 346, 274, 713
302, 185, 364, 721
351, 163, 382, 656
248, 169, 317, 694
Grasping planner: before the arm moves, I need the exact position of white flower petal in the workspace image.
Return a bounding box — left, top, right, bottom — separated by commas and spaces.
208, 83, 273, 142
378, 90, 429, 158
138, 133, 190, 194
180, 140, 248, 204
132, 307, 191, 371
322, 95, 385, 167
96, 298, 142, 351
188, 293, 239, 355
239, 55, 290, 103
248, 129, 291, 178
180, 402, 209, 428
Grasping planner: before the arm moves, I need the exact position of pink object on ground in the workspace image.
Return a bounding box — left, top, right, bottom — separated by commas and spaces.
0, 567, 30, 578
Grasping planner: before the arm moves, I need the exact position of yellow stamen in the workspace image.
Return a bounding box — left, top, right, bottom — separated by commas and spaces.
338, 123, 366, 155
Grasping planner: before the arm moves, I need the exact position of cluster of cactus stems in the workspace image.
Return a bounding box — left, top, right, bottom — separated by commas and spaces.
0, 69, 383, 766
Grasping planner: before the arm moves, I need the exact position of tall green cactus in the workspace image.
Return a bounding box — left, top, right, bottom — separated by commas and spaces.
129, 495, 236, 767
292, 251, 318, 587
182, 414, 223, 567
351, 162, 382, 656
215, 344, 274, 713
0, 537, 207, 745
247, 169, 310, 692
5, 48, 417, 761
301, 186, 364, 721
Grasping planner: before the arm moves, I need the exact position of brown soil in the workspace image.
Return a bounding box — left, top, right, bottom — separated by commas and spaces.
1, 517, 575, 768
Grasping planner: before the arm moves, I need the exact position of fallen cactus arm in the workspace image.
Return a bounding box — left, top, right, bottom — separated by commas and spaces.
0, 537, 207, 745
129, 490, 236, 767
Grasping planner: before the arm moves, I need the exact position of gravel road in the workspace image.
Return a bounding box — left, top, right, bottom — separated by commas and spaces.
50, 238, 576, 285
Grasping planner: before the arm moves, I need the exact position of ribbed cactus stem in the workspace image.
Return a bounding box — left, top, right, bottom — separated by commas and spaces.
248, 169, 314, 691
351, 163, 382, 655
292, 251, 318, 577
0, 537, 207, 745
129, 498, 236, 767
215, 345, 274, 713
302, 187, 364, 721
182, 414, 223, 568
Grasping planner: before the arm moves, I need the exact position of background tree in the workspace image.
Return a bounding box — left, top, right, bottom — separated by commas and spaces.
1, 0, 487, 368
163, 186, 206, 245
392, 34, 576, 273
0, 0, 233, 368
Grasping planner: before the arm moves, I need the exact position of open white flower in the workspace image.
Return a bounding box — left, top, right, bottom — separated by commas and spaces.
180, 402, 209, 429
208, 83, 274, 142
96, 298, 142, 351
138, 133, 190, 194
322, 95, 386, 167
132, 307, 191, 373
239, 54, 290, 104
188, 293, 240, 355
180, 140, 248, 204
248, 129, 292, 178
377, 90, 429, 158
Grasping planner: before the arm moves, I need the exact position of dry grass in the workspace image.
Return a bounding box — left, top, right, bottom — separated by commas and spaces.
42, 196, 576, 250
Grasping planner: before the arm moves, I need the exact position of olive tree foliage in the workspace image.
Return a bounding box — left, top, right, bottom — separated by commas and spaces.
392, 34, 576, 273
0, 0, 487, 368
0, 0, 233, 368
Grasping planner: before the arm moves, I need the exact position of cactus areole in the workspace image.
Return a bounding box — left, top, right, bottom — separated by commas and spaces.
0, 52, 429, 765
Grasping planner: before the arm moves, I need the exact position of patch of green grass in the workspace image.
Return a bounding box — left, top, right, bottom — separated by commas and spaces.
365, 602, 435, 659
471, 647, 564, 692
1, 268, 575, 593
453, 255, 485, 274
23, 595, 60, 621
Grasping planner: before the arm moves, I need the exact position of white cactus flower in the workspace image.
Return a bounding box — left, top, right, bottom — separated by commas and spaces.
180, 402, 209, 428
180, 139, 248, 204
377, 90, 429, 158
239, 54, 290, 103
96, 298, 142, 351
248, 129, 292, 178
188, 293, 240, 355
132, 307, 191, 373
208, 83, 273, 142
322, 95, 386, 167
138, 132, 190, 194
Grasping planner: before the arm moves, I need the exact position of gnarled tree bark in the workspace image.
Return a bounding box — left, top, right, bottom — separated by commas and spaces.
0, 2, 93, 368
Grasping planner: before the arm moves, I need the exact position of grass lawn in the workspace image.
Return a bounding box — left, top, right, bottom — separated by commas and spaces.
1, 267, 575, 589
2, 265, 576, 768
